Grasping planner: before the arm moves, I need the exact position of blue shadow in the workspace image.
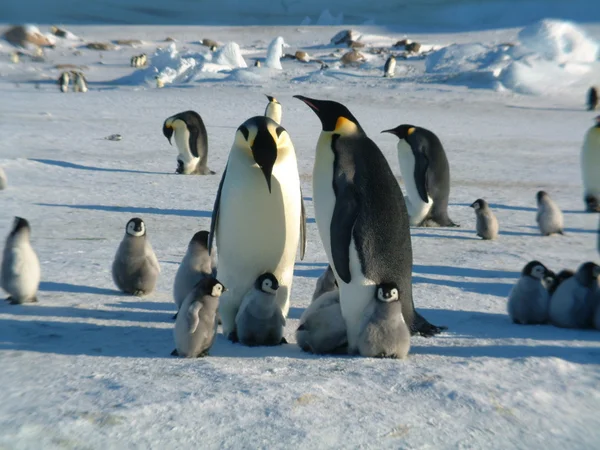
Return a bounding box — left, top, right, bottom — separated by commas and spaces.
36, 203, 212, 218
30, 158, 166, 175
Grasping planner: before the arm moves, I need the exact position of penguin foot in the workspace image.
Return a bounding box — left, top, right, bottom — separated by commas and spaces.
413, 312, 447, 337
197, 350, 210, 357
227, 331, 239, 343
280, 337, 288, 345
132, 290, 146, 297
171, 349, 179, 356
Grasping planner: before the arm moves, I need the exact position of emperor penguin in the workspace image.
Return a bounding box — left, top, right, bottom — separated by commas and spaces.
112, 218, 160, 296
357, 282, 411, 359
58, 71, 70, 92
507, 261, 552, 325
173, 230, 216, 317
172, 277, 225, 357
296, 290, 347, 354
383, 55, 396, 78
536, 190, 564, 236
382, 124, 458, 227
547, 269, 575, 296
549, 261, 600, 329
581, 116, 600, 212
233, 272, 287, 346
470, 199, 498, 240
72, 71, 88, 93
264, 95, 282, 125
294, 95, 445, 352
0, 166, 6, 190
208, 115, 306, 339
311, 264, 338, 302
587, 87, 598, 111
163, 111, 214, 175
1, 217, 41, 304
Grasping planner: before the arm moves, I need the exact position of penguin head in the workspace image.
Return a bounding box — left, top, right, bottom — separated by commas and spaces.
470, 199, 488, 211
522, 261, 551, 280
265, 94, 279, 105
11, 217, 30, 236
235, 116, 287, 193
536, 190, 549, 204
190, 230, 209, 248
575, 261, 600, 288
294, 96, 363, 135
381, 124, 418, 142
126, 217, 146, 237
163, 111, 202, 145
197, 277, 226, 297
376, 282, 400, 303
256, 272, 280, 294
556, 269, 575, 284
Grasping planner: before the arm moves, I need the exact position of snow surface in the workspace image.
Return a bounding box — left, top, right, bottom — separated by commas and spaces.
1, 21, 600, 449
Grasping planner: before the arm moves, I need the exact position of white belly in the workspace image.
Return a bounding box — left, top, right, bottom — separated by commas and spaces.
581, 131, 600, 196
174, 128, 200, 174
216, 151, 301, 335
397, 141, 432, 225
1, 243, 41, 301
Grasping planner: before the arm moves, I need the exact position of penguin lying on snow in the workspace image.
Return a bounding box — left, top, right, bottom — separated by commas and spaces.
581, 116, 600, 212
507, 261, 552, 325
163, 111, 214, 175
536, 191, 564, 236
470, 199, 498, 240
297, 290, 347, 355
311, 264, 338, 302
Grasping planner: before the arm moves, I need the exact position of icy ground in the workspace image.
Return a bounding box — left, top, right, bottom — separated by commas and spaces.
0, 24, 599, 449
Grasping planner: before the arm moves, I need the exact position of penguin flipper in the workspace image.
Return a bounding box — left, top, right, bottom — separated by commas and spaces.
412, 143, 430, 203
330, 185, 359, 284
187, 301, 203, 334
208, 166, 228, 256
299, 188, 307, 261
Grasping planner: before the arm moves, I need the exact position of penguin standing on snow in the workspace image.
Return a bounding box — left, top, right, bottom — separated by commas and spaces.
581, 116, 600, 212
297, 290, 347, 355
587, 87, 598, 111
382, 124, 458, 227
1, 217, 41, 304
311, 264, 338, 302
58, 71, 70, 92
507, 261, 553, 325
208, 116, 306, 341
264, 95, 282, 125
470, 199, 499, 240
294, 96, 445, 354
112, 218, 160, 296
536, 190, 564, 236
383, 55, 396, 78
163, 111, 214, 175
72, 71, 88, 93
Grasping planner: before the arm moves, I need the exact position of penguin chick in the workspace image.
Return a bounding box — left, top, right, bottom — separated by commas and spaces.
507, 261, 552, 325
112, 218, 160, 296
470, 199, 498, 240
546, 269, 575, 296
311, 264, 338, 302
173, 230, 217, 318
58, 71, 70, 93
0, 167, 6, 190
383, 55, 396, 78
536, 191, 564, 236
233, 273, 286, 346
549, 261, 600, 329
588, 86, 598, 111
357, 283, 411, 359
1, 217, 41, 304
264, 95, 282, 125
172, 277, 225, 357
296, 290, 347, 355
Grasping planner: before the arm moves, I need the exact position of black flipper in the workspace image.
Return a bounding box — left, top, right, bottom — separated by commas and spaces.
330, 185, 358, 284
412, 143, 430, 203
171, 349, 179, 356
299, 188, 307, 261
208, 166, 228, 256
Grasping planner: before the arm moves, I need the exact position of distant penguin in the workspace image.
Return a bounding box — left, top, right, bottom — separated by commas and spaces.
470, 199, 498, 240
233, 272, 286, 346
507, 261, 552, 325
296, 290, 347, 354
58, 71, 69, 92
581, 116, 600, 212
0, 167, 6, 190
311, 264, 338, 302
112, 218, 160, 296
1, 217, 41, 304
382, 124, 458, 227
72, 71, 88, 93
536, 191, 564, 236
357, 282, 411, 359
254, 60, 261, 67
547, 269, 575, 296
264, 95, 282, 125
172, 277, 225, 357
383, 55, 396, 78
163, 110, 214, 175
549, 261, 599, 329
587, 87, 598, 111
294, 96, 444, 352
173, 230, 216, 317
265, 36, 288, 70
208, 116, 306, 339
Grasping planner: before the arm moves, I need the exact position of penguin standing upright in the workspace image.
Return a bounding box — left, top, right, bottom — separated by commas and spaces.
383, 55, 396, 78
382, 124, 458, 227
294, 96, 445, 353
208, 116, 306, 340
163, 111, 214, 175
470, 198, 499, 240
536, 190, 564, 235
581, 116, 600, 212
264, 95, 282, 125
587, 87, 598, 111
72, 71, 88, 93
58, 71, 70, 92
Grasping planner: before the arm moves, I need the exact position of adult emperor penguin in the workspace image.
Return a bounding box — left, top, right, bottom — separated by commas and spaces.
1, 217, 41, 304
208, 115, 306, 340
311, 264, 338, 302
383, 55, 396, 78
536, 190, 564, 235
58, 71, 69, 93
163, 111, 214, 175
507, 260, 552, 325
587, 87, 598, 111
382, 124, 458, 227
581, 115, 600, 212
72, 71, 88, 93
264, 95, 282, 125
294, 95, 445, 352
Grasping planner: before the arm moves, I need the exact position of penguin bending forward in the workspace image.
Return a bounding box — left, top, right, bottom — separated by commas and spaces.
581, 116, 600, 212
382, 124, 458, 227
163, 111, 214, 175
294, 96, 445, 352
208, 116, 306, 339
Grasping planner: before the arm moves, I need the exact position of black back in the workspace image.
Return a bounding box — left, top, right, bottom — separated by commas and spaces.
171, 111, 208, 165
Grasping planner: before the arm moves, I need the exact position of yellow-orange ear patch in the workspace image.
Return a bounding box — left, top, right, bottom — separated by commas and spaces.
335, 116, 358, 134
407, 127, 416, 136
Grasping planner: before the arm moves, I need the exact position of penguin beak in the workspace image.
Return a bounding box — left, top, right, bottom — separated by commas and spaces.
163, 124, 173, 145
469, 202, 476, 208
250, 127, 278, 194
294, 95, 320, 114
381, 127, 399, 136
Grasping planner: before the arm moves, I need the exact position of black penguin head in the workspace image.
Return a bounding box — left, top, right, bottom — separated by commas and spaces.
125, 217, 146, 237
256, 272, 280, 294
11, 217, 30, 235
575, 262, 600, 288
235, 116, 287, 193
190, 230, 209, 248
163, 110, 202, 145
197, 276, 227, 297
381, 124, 418, 141
375, 282, 400, 303
470, 199, 489, 210
265, 94, 279, 104
536, 190, 549, 203
556, 269, 575, 283
293, 96, 363, 134
522, 260, 551, 280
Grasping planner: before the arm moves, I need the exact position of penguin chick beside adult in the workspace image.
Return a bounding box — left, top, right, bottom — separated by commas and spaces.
311, 264, 338, 302
297, 290, 347, 354
112, 218, 160, 296
172, 277, 225, 357
163, 111, 214, 175
173, 230, 216, 318
549, 261, 600, 329
383, 55, 396, 78
470, 199, 498, 240
382, 124, 458, 227
1, 217, 41, 304
264, 95, 282, 125
357, 282, 411, 359
507, 260, 552, 325
233, 272, 286, 346
581, 116, 600, 212
536, 191, 564, 236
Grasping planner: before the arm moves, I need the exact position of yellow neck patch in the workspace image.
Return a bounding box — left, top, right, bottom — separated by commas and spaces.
407, 127, 416, 136
335, 117, 358, 135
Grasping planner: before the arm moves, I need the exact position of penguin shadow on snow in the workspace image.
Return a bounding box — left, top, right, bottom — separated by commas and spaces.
412, 275, 513, 298
39, 281, 121, 296
521, 225, 597, 235
30, 158, 167, 176
452, 202, 583, 215
413, 265, 520, 279
441, 226, 540, 238
36, 202, 212, 218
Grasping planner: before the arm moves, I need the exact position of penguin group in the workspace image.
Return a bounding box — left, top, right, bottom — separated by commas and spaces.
57, 70, 88, 93
130, 53, 147, 68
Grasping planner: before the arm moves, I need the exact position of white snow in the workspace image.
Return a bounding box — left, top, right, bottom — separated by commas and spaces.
265, 37, 288, 70
0, 16, 600, 450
